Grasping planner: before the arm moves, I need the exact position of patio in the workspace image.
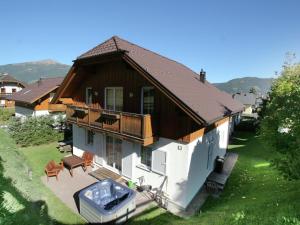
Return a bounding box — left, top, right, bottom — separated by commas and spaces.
41, 166, 156, 220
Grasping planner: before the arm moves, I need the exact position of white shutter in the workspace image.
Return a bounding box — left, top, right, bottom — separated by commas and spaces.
121, 141, 133, 179
152, 150, 167, 175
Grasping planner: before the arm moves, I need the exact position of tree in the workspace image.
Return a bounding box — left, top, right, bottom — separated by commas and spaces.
249, 87, 257, 95
260, 63, 300, 179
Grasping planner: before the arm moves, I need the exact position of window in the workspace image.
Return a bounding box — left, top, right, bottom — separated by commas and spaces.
106, 136, 122, 170
86, 130, 94, 145
86, 87, 93, 105
141, 146, 152, 168
152, 150, 167, 175
12, 88, 16, 93
105, 87, 123, 111
1, 88, 5, 93
141, 87, 154, 114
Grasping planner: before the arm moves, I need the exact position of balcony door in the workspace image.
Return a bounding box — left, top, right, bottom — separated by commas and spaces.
105, 87, 123, 111
106, 135, 122, 172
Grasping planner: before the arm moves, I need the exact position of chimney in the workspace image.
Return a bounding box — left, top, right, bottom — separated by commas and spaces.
37, 78, 42, 86
199, 69, 206, 83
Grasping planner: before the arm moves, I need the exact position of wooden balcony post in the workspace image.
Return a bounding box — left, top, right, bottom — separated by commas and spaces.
120, 112, 123, 134
142, 115, 145, 139
88, 107, 90, 125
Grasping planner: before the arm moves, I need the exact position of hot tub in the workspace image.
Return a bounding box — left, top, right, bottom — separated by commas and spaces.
79, 179, 136, 223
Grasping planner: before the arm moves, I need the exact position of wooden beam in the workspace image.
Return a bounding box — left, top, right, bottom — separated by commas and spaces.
51, 66, 76, 104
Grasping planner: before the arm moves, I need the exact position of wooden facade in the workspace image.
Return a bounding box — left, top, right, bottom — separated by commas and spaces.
16, 92, 68, 112
61, 58, 204, 144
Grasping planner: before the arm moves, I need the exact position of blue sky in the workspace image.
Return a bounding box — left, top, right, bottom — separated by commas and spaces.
0, 0, 300, 82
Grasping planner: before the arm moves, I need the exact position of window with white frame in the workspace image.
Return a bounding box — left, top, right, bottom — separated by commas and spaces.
105, 87, 123, 111
141, 146, 152, 168
86, 130, 94, 145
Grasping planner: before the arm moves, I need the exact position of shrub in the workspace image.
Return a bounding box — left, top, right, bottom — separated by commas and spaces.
260, 63, 300, 179
0, 108, 14, 125
8, 116, 63, 147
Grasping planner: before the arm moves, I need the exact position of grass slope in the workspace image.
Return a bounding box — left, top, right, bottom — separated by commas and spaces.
0, 129, 84, 225
128, 132, 300, 225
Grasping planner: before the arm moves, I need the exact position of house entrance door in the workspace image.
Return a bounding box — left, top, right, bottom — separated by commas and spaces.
106, 135, 122, 172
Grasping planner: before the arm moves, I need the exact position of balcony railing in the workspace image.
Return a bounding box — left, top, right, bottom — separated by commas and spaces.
0, 93, 12, 99
66, 105, 155, 145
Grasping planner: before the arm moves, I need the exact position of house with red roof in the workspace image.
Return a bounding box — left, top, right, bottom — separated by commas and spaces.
52, 36, 243, 213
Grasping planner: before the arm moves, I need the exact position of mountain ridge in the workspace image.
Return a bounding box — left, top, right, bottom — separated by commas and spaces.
214, 77, 274, 95
0, 59, 70, 83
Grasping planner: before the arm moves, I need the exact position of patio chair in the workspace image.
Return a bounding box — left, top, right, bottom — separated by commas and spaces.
82, 152, 94, 169
45, 160, 64, 181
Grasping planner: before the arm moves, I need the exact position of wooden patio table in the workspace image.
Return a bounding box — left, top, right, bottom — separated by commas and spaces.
62, 155, 86, 177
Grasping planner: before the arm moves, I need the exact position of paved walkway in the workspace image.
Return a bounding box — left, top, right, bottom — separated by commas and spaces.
41, 166, 155, 219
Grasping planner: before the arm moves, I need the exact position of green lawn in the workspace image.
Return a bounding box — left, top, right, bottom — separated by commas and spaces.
128, 132, 300, 225
0, 129, 84, 225
0, 129, 299, 225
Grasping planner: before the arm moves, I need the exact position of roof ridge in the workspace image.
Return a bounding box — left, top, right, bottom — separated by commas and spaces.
112, 36, 120, 51
115, 36, 202, 79
77, 36, 118, 59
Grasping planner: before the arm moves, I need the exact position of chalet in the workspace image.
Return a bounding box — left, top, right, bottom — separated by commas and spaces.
52, 36, 243, 213
0, 73, 26, 108
10, 77, 69, 118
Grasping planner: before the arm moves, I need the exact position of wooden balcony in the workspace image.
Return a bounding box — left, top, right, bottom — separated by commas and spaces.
48, 104, 67, 112
0, 93, 12, 99
66, 105, 155, 146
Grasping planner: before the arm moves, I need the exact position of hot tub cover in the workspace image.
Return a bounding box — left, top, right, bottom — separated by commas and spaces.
79, 179, 136, 215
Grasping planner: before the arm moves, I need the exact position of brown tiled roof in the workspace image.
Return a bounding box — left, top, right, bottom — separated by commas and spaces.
0, 73, 27, 87
10, 77, 63, 104
78, 36, 243, 124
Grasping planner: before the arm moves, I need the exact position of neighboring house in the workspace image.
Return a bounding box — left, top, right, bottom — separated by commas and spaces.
0, 73, 26, 108
10, 77, 69, 118
232, 92, 257, 115
52, 36, 243, 213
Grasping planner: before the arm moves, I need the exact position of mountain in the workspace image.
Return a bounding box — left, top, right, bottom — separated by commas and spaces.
214, 77, 274, 95
0, 59, 70, 83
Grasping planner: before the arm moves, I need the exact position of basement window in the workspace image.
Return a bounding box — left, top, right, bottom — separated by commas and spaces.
141, 146, 152, 168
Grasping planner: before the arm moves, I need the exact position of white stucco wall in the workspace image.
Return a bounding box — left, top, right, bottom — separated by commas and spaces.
0, 84, 22, 93
243, 105, 253, 114
72, 120, 230, 212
